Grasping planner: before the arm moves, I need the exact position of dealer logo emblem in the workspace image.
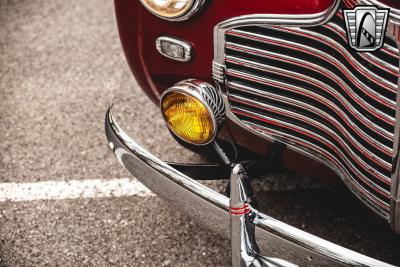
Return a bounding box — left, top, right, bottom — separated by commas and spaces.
343, 6, 389, 52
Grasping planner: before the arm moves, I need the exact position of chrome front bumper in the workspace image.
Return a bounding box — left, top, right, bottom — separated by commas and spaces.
105, 106, 395, 267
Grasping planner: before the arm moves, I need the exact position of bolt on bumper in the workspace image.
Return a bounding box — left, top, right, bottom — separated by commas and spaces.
105, 106, 396, 267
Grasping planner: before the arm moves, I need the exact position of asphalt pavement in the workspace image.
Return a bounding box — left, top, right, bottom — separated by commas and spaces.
0, 0, 399, 266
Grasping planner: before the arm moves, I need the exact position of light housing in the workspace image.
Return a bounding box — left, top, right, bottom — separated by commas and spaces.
160, 80, 225, 145
156, 36, 193, 62
139, 0, 205, 21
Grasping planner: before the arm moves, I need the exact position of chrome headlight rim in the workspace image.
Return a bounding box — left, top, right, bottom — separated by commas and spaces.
160, 79, 225, 146
139, 0, 206, 21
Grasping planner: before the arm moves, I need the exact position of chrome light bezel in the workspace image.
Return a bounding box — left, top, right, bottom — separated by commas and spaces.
139, 0, 206, 21
160, 79, 225, 146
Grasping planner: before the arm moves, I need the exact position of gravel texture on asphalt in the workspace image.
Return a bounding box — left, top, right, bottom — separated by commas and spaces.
1, 0, 400, 266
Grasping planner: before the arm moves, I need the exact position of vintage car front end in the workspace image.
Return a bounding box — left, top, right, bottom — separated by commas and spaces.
106, 0, 400, 266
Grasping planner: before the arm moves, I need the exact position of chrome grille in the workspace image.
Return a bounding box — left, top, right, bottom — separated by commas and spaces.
217, 12, 400, 218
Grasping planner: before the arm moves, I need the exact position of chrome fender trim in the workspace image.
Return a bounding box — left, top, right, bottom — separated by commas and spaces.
105, 106, 395, 267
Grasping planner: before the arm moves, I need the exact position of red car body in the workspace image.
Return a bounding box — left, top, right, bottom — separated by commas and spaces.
114, 0, 400, 188
114, 0, 344, 181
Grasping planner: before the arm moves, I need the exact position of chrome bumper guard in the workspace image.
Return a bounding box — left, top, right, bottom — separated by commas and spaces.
105, 106, 395, 267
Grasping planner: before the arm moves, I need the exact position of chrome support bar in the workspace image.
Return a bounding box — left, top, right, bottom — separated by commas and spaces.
230, 164, 298, 267
230, 164, 254, 266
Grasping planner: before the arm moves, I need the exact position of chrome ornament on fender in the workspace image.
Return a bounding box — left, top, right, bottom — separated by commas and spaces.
344, 6, 389, 51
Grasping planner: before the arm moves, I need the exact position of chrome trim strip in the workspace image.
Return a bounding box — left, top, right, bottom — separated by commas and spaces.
356, 0, 400, 25
239, 119, 391, 215
346, 0, 400, 237
226, 63, 394, 140
228, 78, 393, 157
226, 37, 396, 118
388, 22, 400, 232
226, 56, 393, 152
230, 27, 398, 93
212, 61, 225, 83
105, 106, 395, 266
281, 26, 397, 90
325, 21, 399, 74
139, 0, 206, 21
215, 0, 341, 30
231, 106, 391, 197
229, 92, 391, 171
212, 0, 341, 77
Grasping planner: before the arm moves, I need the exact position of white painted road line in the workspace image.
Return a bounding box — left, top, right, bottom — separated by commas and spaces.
0, 178, 155, 202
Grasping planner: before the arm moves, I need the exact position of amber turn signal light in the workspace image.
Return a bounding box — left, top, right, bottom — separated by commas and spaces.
160, 80, 225, 145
